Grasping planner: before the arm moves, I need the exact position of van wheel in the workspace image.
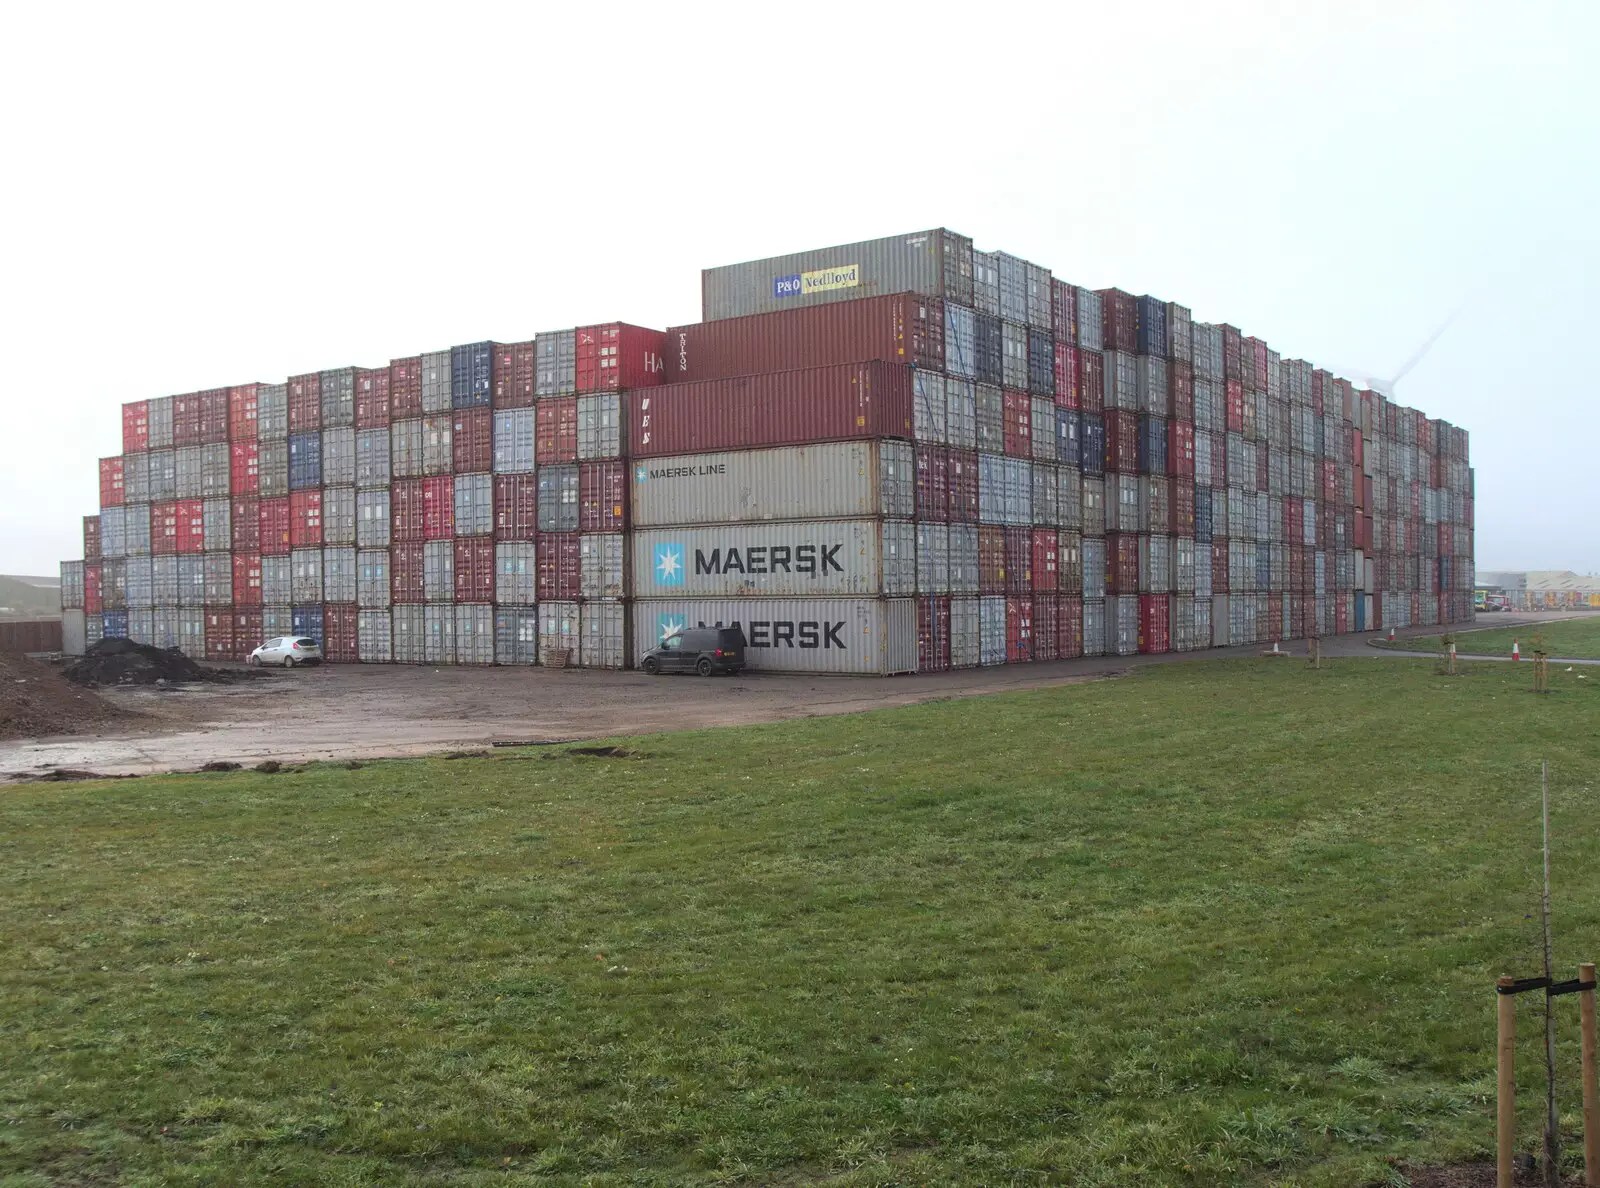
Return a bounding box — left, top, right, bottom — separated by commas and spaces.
696, 657, 713, 677
642, 656, 660, 675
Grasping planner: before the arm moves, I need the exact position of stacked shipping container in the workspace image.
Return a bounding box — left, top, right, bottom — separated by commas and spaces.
60, 229, 1473, 673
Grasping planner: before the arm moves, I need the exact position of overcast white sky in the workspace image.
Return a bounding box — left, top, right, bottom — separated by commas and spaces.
1, 1, 1594, 576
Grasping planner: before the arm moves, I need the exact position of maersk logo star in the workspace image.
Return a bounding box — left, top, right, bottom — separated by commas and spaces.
654, 543, 686, 586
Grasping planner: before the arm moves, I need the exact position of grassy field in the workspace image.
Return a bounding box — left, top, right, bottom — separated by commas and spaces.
1376, 615, 1600, 659
4, 658, 1599, 1186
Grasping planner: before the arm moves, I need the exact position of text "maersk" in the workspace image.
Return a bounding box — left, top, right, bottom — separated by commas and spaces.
694, 544, 843, 576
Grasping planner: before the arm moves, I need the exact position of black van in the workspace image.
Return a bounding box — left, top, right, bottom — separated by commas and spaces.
639, 626, 747, 676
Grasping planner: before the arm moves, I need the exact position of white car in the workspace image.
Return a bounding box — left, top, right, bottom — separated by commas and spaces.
248, 636, 323, 667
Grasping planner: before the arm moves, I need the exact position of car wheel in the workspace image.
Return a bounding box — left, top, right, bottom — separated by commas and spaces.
247, 654, 259, 667
696, 657, 714, 677
642, 656, 660, 675
284, 656, 297, 669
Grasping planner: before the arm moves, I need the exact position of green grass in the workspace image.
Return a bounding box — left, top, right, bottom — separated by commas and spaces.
1376, 615, 1600, 659
3, 658, 1599, 1187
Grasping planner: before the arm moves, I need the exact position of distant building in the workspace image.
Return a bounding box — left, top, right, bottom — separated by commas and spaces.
1476, 570, 1600, 610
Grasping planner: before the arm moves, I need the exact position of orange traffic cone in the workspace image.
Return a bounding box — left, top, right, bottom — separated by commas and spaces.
1511, 638, 1520, 661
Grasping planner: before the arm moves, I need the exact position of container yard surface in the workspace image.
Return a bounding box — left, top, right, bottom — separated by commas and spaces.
4, 648, 1598, 1188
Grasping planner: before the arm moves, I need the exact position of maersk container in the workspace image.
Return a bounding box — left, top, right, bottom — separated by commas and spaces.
538, 601, 580, 663
494, 607, 539, 665
534, 329, 576, 398
701, 227, 973, 321
631, 440, 914, 528
631, 361, 913, 458
580, 601, 628, 669
493, 408, 536, 473
147, 396, 174, 450
632, 520, 916, 599
495, 542, 537, 605
580, 534, 625, 599
632, 597, 916, 675
357, 549, 390, 608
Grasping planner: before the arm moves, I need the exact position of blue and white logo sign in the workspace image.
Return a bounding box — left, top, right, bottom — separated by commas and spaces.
635, 465, 650, 483
657, 612, 686, 642
772, 273, 803, 299
653, 542, 686, 586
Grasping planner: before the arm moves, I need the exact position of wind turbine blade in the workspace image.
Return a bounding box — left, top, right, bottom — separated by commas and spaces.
1389, 307, 1464, 387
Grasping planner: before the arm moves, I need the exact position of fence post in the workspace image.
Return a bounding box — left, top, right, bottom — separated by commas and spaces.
1501, 975, 1517, 1188
1582, 962, 1599, 1186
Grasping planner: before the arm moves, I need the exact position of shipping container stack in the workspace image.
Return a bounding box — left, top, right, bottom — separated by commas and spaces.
58, 227, 1472, 672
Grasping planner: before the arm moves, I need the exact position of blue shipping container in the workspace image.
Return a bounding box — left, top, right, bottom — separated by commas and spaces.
1027, 326, 1055, 397
289, 431, 322, 490
452, 341, 493, 409
1195, 487, 1213, 543
944, 303, 976, 379
1055, 408, 1081, 469
291, 605, 325, 646
1137, 415, 1168, 474
974, 313, 1003, 385
1355, 595, 1367, 632
1081, 414, 1106, 476
1136, 295, 1168, 357
103, 610, 129, 638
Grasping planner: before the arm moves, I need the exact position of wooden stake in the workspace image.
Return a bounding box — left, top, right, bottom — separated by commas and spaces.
1502, 974, 1519, 1188
1544, 759, 1561, 1187
1580, 961, 1599, 1186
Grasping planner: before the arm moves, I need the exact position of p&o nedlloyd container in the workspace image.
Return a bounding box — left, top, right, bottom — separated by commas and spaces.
630, 598, 917, 675
631, 520, 916, 599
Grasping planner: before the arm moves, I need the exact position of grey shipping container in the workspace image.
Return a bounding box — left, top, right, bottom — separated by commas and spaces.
261, 555, 291, 606
392, 605, 426, 664
631, 519, 917, 599
148, 450, 177, 501
258, 439, 289, 497
323, 546, 357, 603
178, 608, 205, 658
391, 419, 424, 479
1076, 289, 1104, 352
201, 443, 229, 499
580, 601, 628, 669
916, 522, 950, 595
948, 523, 979, 593
60, 560, 86, 609
538, 465, 579, 533
577, 394, 625, 460
421, 350, 452, 413
424, 540, 454, 602
455, 604, 495, 666
100, 506, 127, 557
290, 548, 322, 604
494, 607, 539, 665
455, 473, 494, 538
972, 251, 999, 316
321, 367, 356, 428
424, 604, 455, 663
630, 597, 916, 675
534, 329, 576, 398
62, 608, 87, 655
495, 542, 537, 605
630, 440, 914, 528
358, 549, 390, 608
356, 428, 390, 488
124, 505, 151, 556
976, 455, 1032, 526
126, 606, 150, 642
175, 446, 204, 498
322, 486, 355, 546
580, 533, 625, 598
493, 408, 536, 474
979, 595, 1005, 666
147, 396, 174, 449
358, 610, 392, 662
539, 602, 580, 664
203, 499, 230, 551
701, 227, 973, 321
949, 596, 980, 668
128, 556, 156, 608
203, 552, 232, 604
323, 427, 357, 487
263, 605, 293, 640
422, 415, 452, 475
357, 489, 391, 548
256, 384, 287, 439
123, 452, 150, 503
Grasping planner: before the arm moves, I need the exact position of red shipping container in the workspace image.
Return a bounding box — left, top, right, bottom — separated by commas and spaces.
492, 340, 536, 409
391, 541, 425, 604
1285, 500, 1303, 548
1322, 460, 1338, 506
83, 515, 102, 562
1107, 533, 1140, 594
453, 538, 496, 603
1211, 538, 1230, 594
176, 499, 206, 554
205, 611, 235, 662
232, 553, 262, 607
172, 392, 203, 446
1052, 279, 1078, 342
390, 357, 423, 420
1167, 420, 1195, 478
84, 563, 103, 614
1289, 543, 1304, 593
1225, 380, 1245, 432
231, 611, 263, 657
422, 476, 454, 539
1311, 369, 1325, 414
915, 446, 951, 522
1335, 597, 1349, 635
1079, 349, 1105, 414
629, 361, 913, 458
1221, 325, 1243, 381
323, 603, 359, 663
1245, 338, 1268, 391
1057, 595, 1083, 659
232, 497, 260, 551
1032, 596, 1060, 661
1003, 389, 1032, 458
536, 396, 579, 463
199, 388, 230, 444
391, 479, 425, 542
151, 501, 178, 555
1031, 528, 1059, 592
1003, 526, 1032, 594
259, 497, 291, 556
230, 441, 259, 496
579, 460, 627, 533
536, 533, 582, 601
1053, 342, 1079, 410
493, 474, 538, 540
1006, 596, 1033, 662
288, 373, 321, 433
99, 457, 124, 507
949, 449, 980, 523
289, 490, 323, 548
1168, 361, 1194, 422
452, 406, 493, 474
228, 384, 259, 441
978, 526, 1006, 594
1097, 288, 1137, 352
917, 596, 951, 673
665, 293, 944, 382
1138, 593, 1171, 654
1104, 410, 1139, 473
575, 322, 667, 393
356, 368, 391, 430
1172, 481, 1195, 537
1256, 446, 1269, 496
122, 401, 149, 453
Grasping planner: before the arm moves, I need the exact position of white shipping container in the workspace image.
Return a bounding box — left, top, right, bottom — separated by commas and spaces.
1194, 597, 1212, 652
946, 377, 976, 450
128, 556, 156, 608
261, 556, 291, 606
914, 371, 947, 443
977, 454, 1032, 526
631, 441, 914, 527
62, 608, 87, 655
178, 608, 205, 658
630, 598, 917, 675
631, 520, 916, 599
493, 408, 536, 474
580, 601, 627, 669
422, 415, 452, 475
175, 446, 204, 499
496, 542, 538, 606
323, 428, 356, 487
580, 533, 625, 598
60, 561, 86, 609
203, 499, 230, 552
358, 610, 392, 662
203, 552, 232, 604
577, 394, 625, 460
257, 441, 288, 497
122, 451, 150, 504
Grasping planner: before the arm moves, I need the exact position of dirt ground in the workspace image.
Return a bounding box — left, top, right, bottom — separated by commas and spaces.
0, 612, 1586, 783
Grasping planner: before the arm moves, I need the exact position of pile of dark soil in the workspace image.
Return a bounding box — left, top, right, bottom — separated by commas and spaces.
0, 648, 131, 740
63, 638, 229, 688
